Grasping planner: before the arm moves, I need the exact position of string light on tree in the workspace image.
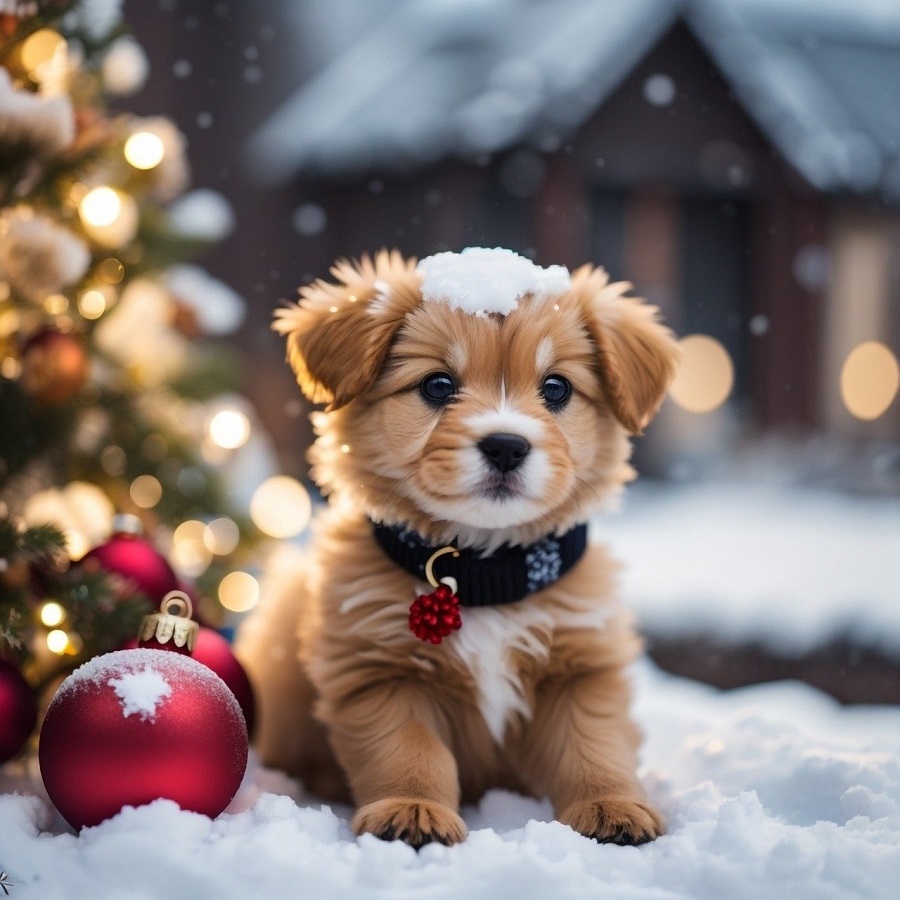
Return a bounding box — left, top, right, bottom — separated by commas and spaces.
207, 408, 251, 450
77, 186, 139, 247
124, 131, 165, 170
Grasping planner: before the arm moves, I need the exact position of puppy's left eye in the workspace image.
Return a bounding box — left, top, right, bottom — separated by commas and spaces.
540, 374, 572, 410
420, 372, 457, 405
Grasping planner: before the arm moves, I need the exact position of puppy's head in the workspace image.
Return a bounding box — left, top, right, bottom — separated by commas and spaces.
276, 248, 678, 548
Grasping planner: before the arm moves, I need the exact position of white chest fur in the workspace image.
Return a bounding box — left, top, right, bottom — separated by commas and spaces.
448, 599, 611, 744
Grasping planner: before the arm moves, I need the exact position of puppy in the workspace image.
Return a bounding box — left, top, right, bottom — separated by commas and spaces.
237, 247, 679, 847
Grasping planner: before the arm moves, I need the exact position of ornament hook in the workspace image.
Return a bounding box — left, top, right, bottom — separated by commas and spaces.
160, 590, 193, 620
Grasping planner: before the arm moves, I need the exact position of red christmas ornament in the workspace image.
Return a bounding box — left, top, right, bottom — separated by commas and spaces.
39, 594, 248, 830
409, 584, 462, 645
124, 594, 256, 735
79, 514, 179, 608
19, 327, 89, 405
192, 628, 256, 738
0, 659, 37, 764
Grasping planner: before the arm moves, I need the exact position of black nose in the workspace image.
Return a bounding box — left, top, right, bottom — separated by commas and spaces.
477, 433, 531, 474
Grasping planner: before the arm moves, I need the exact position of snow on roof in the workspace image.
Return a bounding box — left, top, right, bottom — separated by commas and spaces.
251, 0, 900, 199
250, 0, 678, 180
417, 247, 571, 316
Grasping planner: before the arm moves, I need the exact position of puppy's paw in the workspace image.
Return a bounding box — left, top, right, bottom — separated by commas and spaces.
558, 797, 665, 845
352, 797, 468, 848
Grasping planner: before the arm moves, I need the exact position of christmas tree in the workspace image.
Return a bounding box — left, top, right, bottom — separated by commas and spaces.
0, 0, 288, 710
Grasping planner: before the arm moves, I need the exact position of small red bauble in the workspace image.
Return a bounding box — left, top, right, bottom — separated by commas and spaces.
79, 515, 179, 608
39, 648, 248, 829
19, 327, 89, 405
192, 628, 256, 737
408, 584, 462, 644
0, 658, 38, 763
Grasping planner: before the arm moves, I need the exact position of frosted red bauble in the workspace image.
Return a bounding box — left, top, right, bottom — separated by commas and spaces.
191, 628, 256, 737
122, 627, 255, 734
80, 532, 179, 607
0, 659, 37, 763
39, 649, 248, 829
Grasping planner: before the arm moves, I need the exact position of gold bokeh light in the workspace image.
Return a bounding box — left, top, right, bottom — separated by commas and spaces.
218, 571, 260, 612
250, 476, 312, 539
669, 334, 734, 414
124, 131, 165, 170
840, 341, 899, 421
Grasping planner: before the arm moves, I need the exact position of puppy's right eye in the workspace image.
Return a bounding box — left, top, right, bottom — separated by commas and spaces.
420, 372, 457, 405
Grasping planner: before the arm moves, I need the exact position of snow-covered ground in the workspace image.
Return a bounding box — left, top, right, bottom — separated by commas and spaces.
597, 477, 900, 656
2, 662, 899, 899
2, 474, 898, 898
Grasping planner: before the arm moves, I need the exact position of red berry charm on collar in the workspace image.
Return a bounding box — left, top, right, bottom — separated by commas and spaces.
409, 546, 462, 644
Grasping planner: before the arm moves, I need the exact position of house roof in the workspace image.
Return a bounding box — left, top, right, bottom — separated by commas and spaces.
250, 0, 900, 200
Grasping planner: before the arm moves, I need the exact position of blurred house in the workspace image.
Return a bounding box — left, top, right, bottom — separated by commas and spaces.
250, 0, 900, 441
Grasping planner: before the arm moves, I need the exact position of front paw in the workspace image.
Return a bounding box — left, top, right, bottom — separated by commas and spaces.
352, 797, 468, 848
558, 797, 665, 845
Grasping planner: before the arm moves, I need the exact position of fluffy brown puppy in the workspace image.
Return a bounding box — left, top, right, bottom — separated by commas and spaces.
237, 247, 679, 848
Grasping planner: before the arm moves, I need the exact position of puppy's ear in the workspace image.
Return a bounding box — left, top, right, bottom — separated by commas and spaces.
273, 250, 421, 410
574, 265, 680, 434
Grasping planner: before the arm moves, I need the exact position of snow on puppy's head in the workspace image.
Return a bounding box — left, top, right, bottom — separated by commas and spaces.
416, 247, 571, 317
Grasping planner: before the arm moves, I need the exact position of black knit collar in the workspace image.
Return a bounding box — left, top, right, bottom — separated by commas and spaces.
372, 520, 589, 608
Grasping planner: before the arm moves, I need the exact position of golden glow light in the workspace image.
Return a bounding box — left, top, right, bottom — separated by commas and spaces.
40, 601, 65, 627
204, 517, 240, 555
20, 28, 66, 75
44, 294, 69, 315
78, 188, 139, 247
46, 629, 69, 654
124, 131, 165, 170
171, 519, 212, 577
218, 571, 260, 612
250, 476, 312, 539
79, 187, 121, 227
840, 341, 900, 421
130, 474, 162, 509
208, 409, 251, 450
669, 334, 735, 413
78, 289, 107, 320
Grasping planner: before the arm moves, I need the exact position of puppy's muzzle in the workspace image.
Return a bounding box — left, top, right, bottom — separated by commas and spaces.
477, 433, 531, 474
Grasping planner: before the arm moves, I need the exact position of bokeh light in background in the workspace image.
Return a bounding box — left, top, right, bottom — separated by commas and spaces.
78, 186, 122, 228
124, 131, 165, 170
840, 341, 899, 420
250, 476, 312, 538
77, 186, 139, 247
204, 517, 240, 555
171, 519, 212, 578
39, 602, 65, 628
218, 570, 260, 612
129, 474, 162, 509
18, 28, 65, 78
77, 288, 108, 320
45, 629, 69, 654
207, 408, 251, 450
668, 334, 734, 413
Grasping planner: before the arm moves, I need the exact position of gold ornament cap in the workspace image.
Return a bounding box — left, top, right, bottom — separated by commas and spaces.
138, 590, 199, 653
